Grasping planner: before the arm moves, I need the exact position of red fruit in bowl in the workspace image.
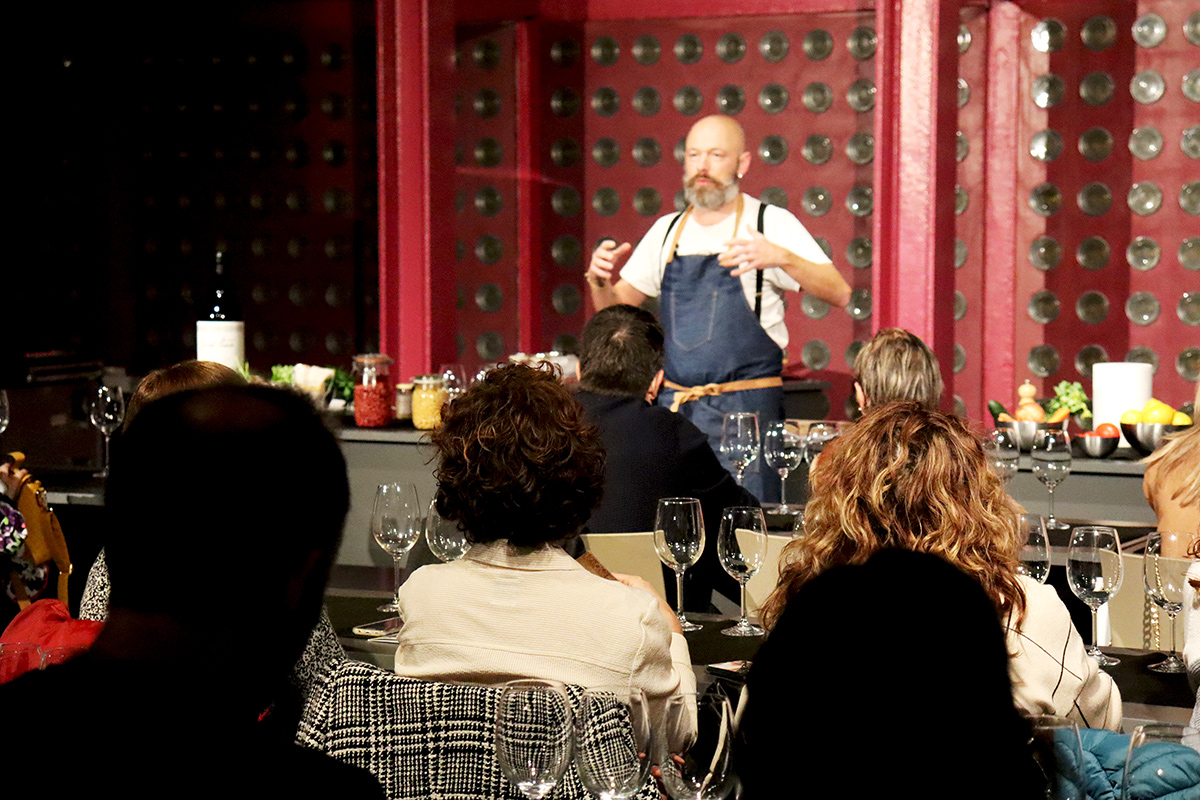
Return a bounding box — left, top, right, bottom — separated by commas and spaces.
1094, 423, 1120, 438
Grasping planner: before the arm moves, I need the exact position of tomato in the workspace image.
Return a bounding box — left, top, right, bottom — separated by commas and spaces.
1095, 422, 1120, 438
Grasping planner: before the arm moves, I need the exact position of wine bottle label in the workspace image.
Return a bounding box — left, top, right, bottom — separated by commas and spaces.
196, 321, 245, 371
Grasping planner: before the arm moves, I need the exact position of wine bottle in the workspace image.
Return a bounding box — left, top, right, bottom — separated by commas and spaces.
195, 250, 245, 371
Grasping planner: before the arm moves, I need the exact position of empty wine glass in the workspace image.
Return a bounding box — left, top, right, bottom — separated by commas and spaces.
986, 428, 1020, 486
804, 422, 838, 465
1017, 514, 1051, 584
717, 506, 767, 637
1067, 526, 1123, 666
425, 497, 470, 562
1031, 428, 1071, 531
371, 482, 421, 613
1142, 531, 1194, 674
1122, 724, 1200, 800
762, 421, 804, 513
574, 687, 652, 800
653, 498, 705, 632
1024, 715, 1085, 800
0, 389, 9, 436
658, 692, 736, 800
496, 679, 573, 800
0, 642, 42, 684
719, 412, 759, 486
88, 384, 125, 477
440, 363, 468, 402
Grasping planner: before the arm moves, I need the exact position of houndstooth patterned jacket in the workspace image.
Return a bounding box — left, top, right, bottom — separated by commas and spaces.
296, 660, 660, 800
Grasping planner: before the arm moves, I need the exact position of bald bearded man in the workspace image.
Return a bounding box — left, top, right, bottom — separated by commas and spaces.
586, 115, 850, 499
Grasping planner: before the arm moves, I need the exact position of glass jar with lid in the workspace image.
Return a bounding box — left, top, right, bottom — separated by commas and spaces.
352, 353, 393, 427
412, 374, 446, 430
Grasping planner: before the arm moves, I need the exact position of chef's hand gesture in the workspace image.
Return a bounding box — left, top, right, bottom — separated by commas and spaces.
720, 231, 790, 277
587, 239, 632, 286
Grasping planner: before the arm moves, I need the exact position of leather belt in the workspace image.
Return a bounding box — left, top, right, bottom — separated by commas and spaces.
663, 376, 783, 413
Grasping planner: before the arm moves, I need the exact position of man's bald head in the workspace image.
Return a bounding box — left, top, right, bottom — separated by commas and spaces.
682, 115, 751, 211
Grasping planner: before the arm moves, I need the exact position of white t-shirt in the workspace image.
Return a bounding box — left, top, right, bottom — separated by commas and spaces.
618, 194, 832, 350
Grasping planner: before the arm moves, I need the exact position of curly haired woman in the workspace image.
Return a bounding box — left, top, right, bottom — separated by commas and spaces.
759, 402, 1121, 730
392, 363, 695, 736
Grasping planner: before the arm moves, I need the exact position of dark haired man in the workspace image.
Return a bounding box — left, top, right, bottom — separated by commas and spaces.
576, 304, 758, 611
3, 386, 383, 797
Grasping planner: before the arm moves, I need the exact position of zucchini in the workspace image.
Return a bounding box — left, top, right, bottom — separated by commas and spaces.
987, 400, 1010, 424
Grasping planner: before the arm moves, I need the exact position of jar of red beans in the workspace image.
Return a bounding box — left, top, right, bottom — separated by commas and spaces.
352, 353, 394, 427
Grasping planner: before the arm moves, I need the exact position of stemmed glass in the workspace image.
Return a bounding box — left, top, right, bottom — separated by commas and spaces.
658, 692, 736, 800
0, 389, 9, 436
1031, 429, 1071, 531
371, 482, 421, 613
1142, 531, 1193, 674
440, 363, 468, 402
762, 421, 805, 514
986, 428, 1020, 486
88, 384, 125, 477
1024, 715, 1085, 800
1017, 514, 1051, 584
1067, 526, 1123, 667
719, 412, 759, 486
574, 687, 652, 800
424, 497, 470, 563
804, 423, 838, 465
653, 498, 705, 633
495, 679, 574, 800
1122, 724, 1200, 800
716, 506, 767, 637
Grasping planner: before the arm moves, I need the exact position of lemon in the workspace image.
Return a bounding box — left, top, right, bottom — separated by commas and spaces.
1143, 397, 1171, 414
1144, 405, 1176, 425
1173, 411, 1193, 426
1120, 409, 1143, 425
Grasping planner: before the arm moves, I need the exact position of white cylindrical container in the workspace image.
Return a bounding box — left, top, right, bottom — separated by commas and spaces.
1091, 362, 1153, 447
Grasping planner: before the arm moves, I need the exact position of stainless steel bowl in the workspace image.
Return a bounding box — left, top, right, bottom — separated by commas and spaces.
1079, 435, 1118, 458
997, 419, 1068, 452
1120, 422, 1192, 456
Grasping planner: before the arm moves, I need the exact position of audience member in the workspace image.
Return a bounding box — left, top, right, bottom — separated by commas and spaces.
393, 363, 696, 740
1142, 383, 1199, 547
739, 549, 1043, 800
761, 402, 1121, 730
575, 304, 757, 610
2, 385, 382, 795
852, 327, 943, 413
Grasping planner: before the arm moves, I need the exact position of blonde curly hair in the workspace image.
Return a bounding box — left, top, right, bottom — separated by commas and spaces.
760, 402, 1027, 630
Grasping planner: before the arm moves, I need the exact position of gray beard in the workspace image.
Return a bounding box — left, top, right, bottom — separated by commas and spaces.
684, 175, 739, 211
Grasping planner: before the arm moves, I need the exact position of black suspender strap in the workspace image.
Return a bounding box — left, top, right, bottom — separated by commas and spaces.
754, 202, 767, 320
659, 211, 686, 260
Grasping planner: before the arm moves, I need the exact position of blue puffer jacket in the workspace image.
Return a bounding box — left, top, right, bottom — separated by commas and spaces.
1077, 729, 1200, 800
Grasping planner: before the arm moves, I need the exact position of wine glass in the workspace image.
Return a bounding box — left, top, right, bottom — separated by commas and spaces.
1031, 428, 1071, 531
0, 389, 9, 436
1017, 514, 1051, 584
371, 482, 421, 613
1067, 526, 1123, 666
1024, 715, 1085, 800
439, 363, 468, 402
716, 506, 767, 637
495, 679, 573, 800
653, 498, 705, 633
424, 497, 470, 562
804, 423, 838, 465
0, 642, 42, 684
762, 421, 804, 514
574, 687, 652, 800
657, 692, 736, 800
1122, 724, 1200, 800
1142, 531, 1193, 674
719, 412, 759, 486
88, 384, 125, 477
986, 428, 1020, 486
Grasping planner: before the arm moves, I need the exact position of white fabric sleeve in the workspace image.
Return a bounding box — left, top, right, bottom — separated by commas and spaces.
617, 214, 680, 299
633, 599, 698, 752
760, 204, 833, 293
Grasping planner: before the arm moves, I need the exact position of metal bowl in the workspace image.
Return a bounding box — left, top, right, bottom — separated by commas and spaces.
1079, 434, 1118, 458
997, 419, 1068, 452
1120, 422, 1192, 456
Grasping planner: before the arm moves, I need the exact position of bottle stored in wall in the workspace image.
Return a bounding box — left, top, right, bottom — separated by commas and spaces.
196, 250, 245, 372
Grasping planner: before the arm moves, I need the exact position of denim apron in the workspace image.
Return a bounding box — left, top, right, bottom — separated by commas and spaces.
657, 197, 784, 501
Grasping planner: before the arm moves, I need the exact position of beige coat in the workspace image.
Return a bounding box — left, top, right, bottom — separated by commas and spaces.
1005, 575, 1122, 730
